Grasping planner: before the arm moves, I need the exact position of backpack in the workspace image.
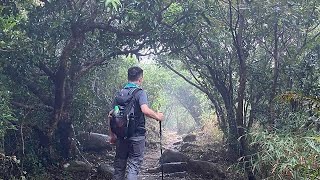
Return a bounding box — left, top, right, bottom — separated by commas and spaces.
110, 88, 141, 139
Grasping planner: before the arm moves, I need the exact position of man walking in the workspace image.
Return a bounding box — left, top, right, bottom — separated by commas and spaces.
108, 66, 164, 180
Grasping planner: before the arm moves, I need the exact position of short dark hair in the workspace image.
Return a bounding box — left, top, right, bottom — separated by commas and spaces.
128, 66, 143, 81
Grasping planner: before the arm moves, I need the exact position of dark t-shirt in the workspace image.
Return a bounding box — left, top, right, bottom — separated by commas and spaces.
111, 87, 148, 136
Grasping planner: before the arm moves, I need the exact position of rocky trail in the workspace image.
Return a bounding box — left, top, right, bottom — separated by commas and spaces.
137, 130, 240, 180
60, 129, 243, 180
139, 130, 183, 180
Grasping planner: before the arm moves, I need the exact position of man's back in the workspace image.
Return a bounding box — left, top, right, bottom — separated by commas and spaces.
116, 87, 148, 137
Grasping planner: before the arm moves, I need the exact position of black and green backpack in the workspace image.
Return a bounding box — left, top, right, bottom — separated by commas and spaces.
110, 88, 141, 139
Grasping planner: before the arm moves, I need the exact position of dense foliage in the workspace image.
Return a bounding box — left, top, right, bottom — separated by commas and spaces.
0, 0, 319, 179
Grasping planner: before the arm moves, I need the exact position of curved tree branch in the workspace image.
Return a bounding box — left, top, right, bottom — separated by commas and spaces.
161, 60, 208, 94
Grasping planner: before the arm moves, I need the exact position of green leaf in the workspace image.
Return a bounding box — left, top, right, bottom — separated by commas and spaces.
103, 0, 121, 9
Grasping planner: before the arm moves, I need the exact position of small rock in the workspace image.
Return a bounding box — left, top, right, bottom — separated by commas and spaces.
104, 154, 115, 160
64, 160, 92, 172
97, 163, 114, 179
173, 141, 182, 145
183, 134, 197, 142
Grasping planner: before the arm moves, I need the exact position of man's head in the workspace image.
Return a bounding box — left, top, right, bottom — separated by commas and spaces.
128, 66, 143, 85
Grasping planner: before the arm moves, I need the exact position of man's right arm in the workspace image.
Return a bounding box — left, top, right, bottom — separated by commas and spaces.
138, 90, 164, 121
141, 104, 164, 121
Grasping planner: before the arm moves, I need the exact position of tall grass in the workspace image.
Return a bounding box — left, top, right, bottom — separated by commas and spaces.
248, 130, 320, 179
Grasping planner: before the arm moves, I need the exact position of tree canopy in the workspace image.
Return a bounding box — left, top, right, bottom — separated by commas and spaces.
1, 0, 319, 179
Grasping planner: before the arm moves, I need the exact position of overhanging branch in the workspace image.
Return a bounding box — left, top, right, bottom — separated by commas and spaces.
37, 62, 55, 81
161, 60, 207, 94
86, 22, 149, 36
75, 44, 148, 79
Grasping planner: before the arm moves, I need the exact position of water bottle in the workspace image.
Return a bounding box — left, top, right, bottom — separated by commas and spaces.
114, 105, 120, 116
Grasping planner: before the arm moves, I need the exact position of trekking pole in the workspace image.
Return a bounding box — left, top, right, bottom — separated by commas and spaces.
159, 121, 164, 180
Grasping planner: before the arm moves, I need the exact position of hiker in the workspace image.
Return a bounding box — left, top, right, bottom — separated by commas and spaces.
108, 66, 164, 180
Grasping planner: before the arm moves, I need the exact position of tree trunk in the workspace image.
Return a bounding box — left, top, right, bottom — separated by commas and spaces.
247, 101, 256, 132
222, 92, 239, 159
269, 16, 279, 129
47, 37, 79, 159
57, 80, 74, 159
206, 64, 239, 159
235, 22, 246, 160
230, 0, 255, 179
208, 95, 227, 136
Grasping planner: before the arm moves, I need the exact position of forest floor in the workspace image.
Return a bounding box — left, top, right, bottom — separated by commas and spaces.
36, 129, 244, 180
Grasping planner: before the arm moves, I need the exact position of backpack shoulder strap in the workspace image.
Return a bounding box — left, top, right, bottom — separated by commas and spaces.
126, 87, 141, 95
131, 88, 142, 96
127, 88, 142, 105
124, 88, 142, 114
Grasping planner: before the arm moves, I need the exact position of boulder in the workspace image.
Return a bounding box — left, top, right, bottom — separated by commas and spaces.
147, 162, 188, 173
183, 134, 197, 142
64, 160, 92, 172
180, 143, 200, 152
97, 163, 114, 179
187, 160, 226, 179
167, 171, 188, 178
78, 132, 113, 152
160, 149, 190, 164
